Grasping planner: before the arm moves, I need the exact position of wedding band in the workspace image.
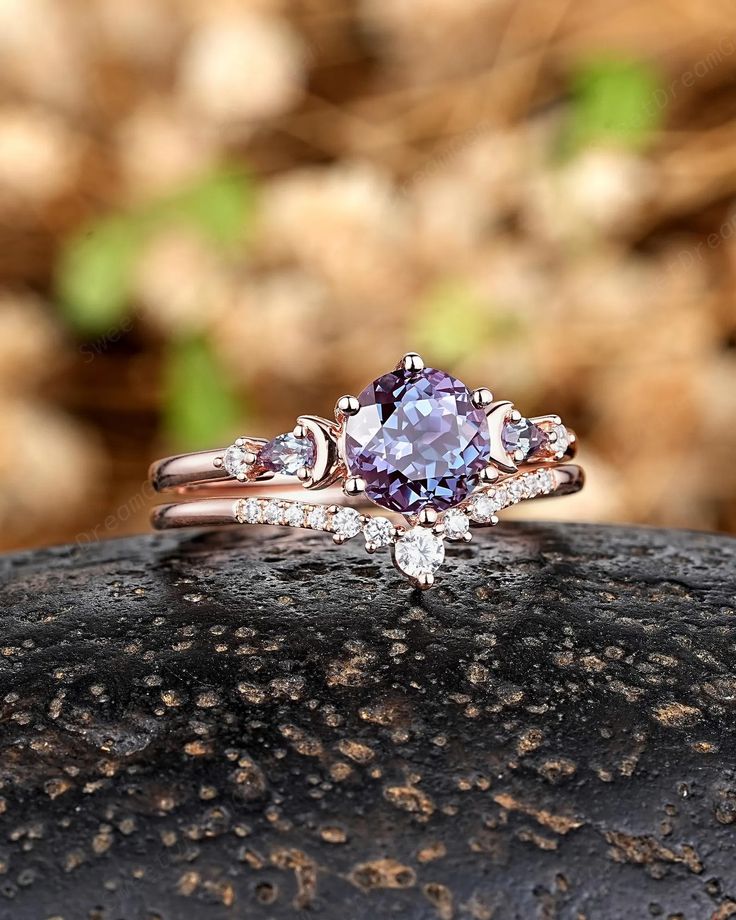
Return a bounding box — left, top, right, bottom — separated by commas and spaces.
150, 353, 584, 588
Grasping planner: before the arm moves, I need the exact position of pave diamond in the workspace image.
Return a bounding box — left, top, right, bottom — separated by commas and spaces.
224, 445, 248, 478
393, 527, 445, 581
443, 508, 470, 540
307, 506, 328, 530
260, 432, 316, 476
237, 497, 261, 524
263, 501, 285, 525
501, 417, 546, 460
332, 507, 361, 539
363, 516, 394, 549
344, 367, 490, 515
285, 503, 306, 528
506, 479, 526, 503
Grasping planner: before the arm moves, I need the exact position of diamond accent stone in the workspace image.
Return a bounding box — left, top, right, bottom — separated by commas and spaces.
501, 417, 546, 460
443, 508, 470, 540
332, 507, 361, 539
285, 503, 306, 528
260, 432, 316, 476
362, 516, 394, 549
224, 445, 248, 478
307, 506, 328, 530
237, 497, 261, 524
264, 501, 285, 525
469, 492, 499, 523
542, 423, 570, 457
393, 527, 445, 580
344, 366, 491, 514
506, 478, 526, 503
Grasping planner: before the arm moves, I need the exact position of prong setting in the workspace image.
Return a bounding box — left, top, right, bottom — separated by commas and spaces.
399, 352, 424, 374
336, 395, 360, 418
344, 476, 366, 497
471, 387, 493, 409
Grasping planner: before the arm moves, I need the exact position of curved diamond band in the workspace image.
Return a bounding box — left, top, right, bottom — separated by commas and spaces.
149, 353, 584, 588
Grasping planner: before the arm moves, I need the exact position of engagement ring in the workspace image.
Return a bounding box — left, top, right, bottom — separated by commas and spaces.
150, 353, 583, 588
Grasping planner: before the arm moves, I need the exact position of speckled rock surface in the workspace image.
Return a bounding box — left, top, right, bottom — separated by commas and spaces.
0, 523, 735, 920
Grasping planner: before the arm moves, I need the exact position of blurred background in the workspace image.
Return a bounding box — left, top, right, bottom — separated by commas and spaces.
0, 0, 735, 551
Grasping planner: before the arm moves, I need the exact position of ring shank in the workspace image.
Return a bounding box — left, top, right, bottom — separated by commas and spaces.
151, 464, 585, 531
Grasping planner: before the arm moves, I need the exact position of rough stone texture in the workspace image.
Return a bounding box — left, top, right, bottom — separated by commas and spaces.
0, 523, 735, 920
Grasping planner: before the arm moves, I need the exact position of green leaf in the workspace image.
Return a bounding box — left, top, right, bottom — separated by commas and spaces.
151, 168, 255, 248
561, 57, 663, 156
163, 336, 242, 450
412, 280, 525, 364
56, 167, 255, 336
57, 215, 145, 335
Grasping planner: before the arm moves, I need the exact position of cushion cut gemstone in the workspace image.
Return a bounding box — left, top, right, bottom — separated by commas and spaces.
344, 367, 491, 514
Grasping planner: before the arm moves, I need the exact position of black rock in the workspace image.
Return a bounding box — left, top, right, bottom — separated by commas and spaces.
1, 523, 735, 919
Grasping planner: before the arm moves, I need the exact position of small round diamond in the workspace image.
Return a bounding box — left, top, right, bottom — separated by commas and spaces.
363, 516, 394, 549
264, 501, 285, 525
469, 492, 497, 523
443, 508, 470, 540
548, 423, 570, 456
539, 470, 555, 493
237, 497, 261, 524
224, 445, 247, 478
506, 479, 526, 503
393, 528, 445, 581
332, 507, 361, 540
285, 504, 306, 528
307, 506, 328, 530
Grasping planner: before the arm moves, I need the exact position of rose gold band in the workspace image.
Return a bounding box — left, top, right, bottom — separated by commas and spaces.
151, 464, 584, 530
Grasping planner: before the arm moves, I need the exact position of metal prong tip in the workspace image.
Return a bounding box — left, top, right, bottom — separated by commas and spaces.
416, 572, 435, 589
293, 423, 306, 439
243, 450, 257, 465
514, 449, 525, 462
213, 456, 224, 468
491, 515, 499, 526
336, 395, 360, 417
297, 466, 310, 482
344, 476, 366, 497
471, 387, 493, 409
400, 352, 424, 374
462, 532, 473, 543
235, 437, 246, 448
417, 507, 438, 527
510, 409, 522, 422
333, 533, 347, 545
236, 471, 248, 482
479, 466, 499, 483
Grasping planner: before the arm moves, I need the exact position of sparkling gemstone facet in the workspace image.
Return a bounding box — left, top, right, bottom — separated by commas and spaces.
363, 516, 394, 549
332, 507, 361, 539
443, 508, 470, 540
393, 527, 445, 580
501, 417, 546, 459
307, 506, 328, 530
344, 367, 490, 515
224, 445, 248, 477
260, 432, 315, 476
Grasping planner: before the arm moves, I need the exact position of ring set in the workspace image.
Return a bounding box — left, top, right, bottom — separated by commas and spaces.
150, 353, 584, 588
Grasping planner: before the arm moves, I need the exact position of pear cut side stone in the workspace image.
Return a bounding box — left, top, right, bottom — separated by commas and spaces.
260, 432, 315, 476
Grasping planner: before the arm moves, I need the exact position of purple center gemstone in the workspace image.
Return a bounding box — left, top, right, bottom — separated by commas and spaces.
344, 367, 491, 514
